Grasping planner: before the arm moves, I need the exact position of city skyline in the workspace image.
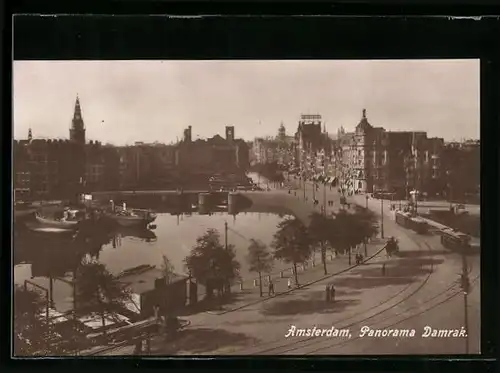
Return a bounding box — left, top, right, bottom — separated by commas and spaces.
14, 60, 480, 145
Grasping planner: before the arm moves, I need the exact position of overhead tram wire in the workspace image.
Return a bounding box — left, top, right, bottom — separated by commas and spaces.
227, 226, 250, 242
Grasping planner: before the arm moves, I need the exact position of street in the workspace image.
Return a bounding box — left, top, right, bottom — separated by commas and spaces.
116, 183, 480, 356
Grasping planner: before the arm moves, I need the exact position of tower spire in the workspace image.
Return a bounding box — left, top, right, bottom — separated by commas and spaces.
70, 94, 86, 144
362, 108, 367, 119
73, 95, 83, 122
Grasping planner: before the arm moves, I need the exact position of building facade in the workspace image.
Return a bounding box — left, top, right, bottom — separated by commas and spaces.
13, 96, 119, 199
332, 109, 446, 197
175, 125, 249, 187
293, 114, 331, 179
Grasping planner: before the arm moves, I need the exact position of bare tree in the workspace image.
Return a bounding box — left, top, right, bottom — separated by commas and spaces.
160, 255, 176, 285
247, 239, 274, 297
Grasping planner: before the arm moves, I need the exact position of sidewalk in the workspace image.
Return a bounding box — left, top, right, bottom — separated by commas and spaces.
200, 238, 388, 315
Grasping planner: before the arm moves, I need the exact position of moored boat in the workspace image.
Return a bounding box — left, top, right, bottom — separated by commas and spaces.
106, 209, 156, 227
34, 214, 80, 230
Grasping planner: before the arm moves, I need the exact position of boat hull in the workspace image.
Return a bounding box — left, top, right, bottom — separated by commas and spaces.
34, 215, 79, 230
108, 215, 155, 227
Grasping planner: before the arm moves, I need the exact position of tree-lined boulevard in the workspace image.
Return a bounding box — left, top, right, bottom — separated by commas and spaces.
53, 176, 480, 356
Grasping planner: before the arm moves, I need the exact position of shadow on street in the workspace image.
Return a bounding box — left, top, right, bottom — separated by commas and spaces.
394, 250, 450, 258
260, 290, 360, 316
149, 327, 258, 355
177, 292, 246, 316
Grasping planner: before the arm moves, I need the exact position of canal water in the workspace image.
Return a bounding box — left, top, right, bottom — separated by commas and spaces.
14, 211, 290, 312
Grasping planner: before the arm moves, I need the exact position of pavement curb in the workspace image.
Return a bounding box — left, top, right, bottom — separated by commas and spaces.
206, 242, 388, 315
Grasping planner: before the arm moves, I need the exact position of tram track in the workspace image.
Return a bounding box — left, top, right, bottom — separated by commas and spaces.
245, 240, 435, 355
228, 222, 430, 354
305, 272, 480, 354
250, 242, 478, 355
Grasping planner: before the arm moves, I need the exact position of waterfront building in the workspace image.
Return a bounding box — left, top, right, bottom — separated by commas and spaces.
13, 95, 120, 199
117, 142, 177, 190
441, 139, 480, 202
332, 109, 446, 197
175, 125, 249, 187
293, 114, 331, 179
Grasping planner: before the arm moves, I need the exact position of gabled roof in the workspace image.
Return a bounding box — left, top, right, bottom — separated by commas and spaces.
356, 109, 373, 133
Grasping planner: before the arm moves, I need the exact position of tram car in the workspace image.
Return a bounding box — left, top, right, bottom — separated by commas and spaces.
409, 216, 429, 234
440, 228, 472, 253
395, 211, 428, 234
395, 211, 412, 229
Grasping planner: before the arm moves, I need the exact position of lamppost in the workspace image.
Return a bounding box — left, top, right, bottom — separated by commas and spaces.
323, 177, 327, 216
380, 198, 384, 239
460, 239, 471, 353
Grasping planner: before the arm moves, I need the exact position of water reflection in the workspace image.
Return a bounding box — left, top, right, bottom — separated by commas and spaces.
14, 222, 157, 277
14, 211, 288, 312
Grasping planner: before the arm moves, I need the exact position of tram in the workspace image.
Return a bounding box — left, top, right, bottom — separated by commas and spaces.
440, 228, 472, 253
395, 211, 412, 229
395, 211, 428, 234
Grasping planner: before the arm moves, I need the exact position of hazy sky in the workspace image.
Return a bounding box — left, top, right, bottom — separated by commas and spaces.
13, 60, 479, 145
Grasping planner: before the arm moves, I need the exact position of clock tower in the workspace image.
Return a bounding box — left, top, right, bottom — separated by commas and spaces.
69, 95, 86, 145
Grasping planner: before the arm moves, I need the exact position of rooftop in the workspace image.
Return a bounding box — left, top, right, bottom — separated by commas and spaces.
116, 265, 188, 295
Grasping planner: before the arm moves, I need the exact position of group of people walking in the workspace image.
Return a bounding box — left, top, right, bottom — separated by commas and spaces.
325, 283, 336, 303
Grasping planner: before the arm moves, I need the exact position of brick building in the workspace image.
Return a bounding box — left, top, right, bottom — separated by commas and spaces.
175, 125, 249, 187
333, 109, 445, 197
293, 114, 331, 179
13, 96, 119, 199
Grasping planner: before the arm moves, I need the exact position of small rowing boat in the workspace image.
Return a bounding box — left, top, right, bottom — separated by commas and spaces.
34, 214, 79, 230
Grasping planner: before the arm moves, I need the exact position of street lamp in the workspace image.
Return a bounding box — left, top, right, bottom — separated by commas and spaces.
459, 241, 470, 353
380, 198, 384, 239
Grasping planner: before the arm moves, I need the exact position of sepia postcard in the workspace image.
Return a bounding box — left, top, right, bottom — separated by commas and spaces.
13, 59, 480, 357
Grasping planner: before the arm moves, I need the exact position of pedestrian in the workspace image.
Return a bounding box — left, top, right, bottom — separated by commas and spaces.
287, 278, 292, 290
325, 284, 331, 303
268, 280, 275, 296
330, 285, 336, 302
382, 263, 386, 276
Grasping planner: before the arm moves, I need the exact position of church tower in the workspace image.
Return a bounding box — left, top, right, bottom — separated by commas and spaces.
69, 95, 86, 145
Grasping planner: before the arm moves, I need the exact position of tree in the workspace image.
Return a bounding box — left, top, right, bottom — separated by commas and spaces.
330, 208, 378, 258
247, 239, 274, 297
76, 258, 131, 337
14, 285, 48, 356
351, 206, 379, 257
271, 217, 312, 286
308, 212, 336, 275
184, 229, 241, 299
160, 255, 176, 285
352, 206, 379, 240
13, 285, 70, 356
329, 210, 360, 255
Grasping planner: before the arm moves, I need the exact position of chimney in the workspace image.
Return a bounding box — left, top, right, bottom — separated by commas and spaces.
226, 126, 235, 143
184, 126, 192, 142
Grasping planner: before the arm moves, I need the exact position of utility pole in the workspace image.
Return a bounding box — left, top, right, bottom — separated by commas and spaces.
303, 178, 306, 200
323, 181, 327, 216
460, 242, 470, 354
224, 221, 228, 251
224, 221, 230, 295
380, 198, 384, 239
